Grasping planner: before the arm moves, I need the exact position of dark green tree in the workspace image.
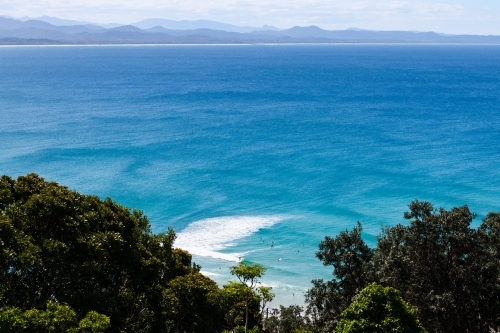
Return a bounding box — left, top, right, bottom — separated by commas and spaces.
279, 305, 308, 333
263, 305, 310, 333
305, 222, 373, 333
335, 283, 427, 333
262, 308, 280, 333
306, 200, 500, 333
0, 174, 206, 332
374, 201, 500, 333
161, 272, 224, 333
479, 212, 500, 330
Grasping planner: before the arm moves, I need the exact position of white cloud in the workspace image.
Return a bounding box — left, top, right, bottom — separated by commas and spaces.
385, 1, 463, 16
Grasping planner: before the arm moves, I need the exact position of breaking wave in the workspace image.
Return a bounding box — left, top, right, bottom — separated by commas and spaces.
175, 215, 284, 262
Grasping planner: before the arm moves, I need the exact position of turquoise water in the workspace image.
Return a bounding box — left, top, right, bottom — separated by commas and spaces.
1, 45, 500, 306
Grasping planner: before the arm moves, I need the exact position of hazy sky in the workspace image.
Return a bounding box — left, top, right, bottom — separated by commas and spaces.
1, 0, 500, 34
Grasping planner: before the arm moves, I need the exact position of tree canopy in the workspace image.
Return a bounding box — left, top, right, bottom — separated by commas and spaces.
335, 283, 427, 333
229, 262, 273, 333
3, 174, 499, 333
0, 173, 277, 333
0, 174, 220, 333
0, 301, 110, 333
306, 200, 500, 333
263, 305, 312, 333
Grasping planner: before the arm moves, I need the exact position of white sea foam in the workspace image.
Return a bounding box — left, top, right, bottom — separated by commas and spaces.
199, 270, 223, 277
175, 215, 284, 262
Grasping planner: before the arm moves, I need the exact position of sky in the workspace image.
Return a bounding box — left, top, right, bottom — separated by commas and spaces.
1, 0, 500, 35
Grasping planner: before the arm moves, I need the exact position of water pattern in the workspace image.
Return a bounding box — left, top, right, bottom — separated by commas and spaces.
1, 44, 499, 306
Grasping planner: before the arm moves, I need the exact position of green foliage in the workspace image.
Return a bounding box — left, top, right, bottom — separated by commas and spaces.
230, 262, 267, 289
235, 326, 261, 333
219, 282, 262, 332
256, 286, 274, 313
6, 174, 498, 333
335, 283, 427, 333
374, 201, 500, 332
0, 307, 28, 333
263, 305, 310, 333
229, 262, 272, 333
0, 174, 205, 333
306, 200, 500, 333
78, 311, 111, 333
222, 327, 261, 333
305, 222, 373, 333
0, 301, 110, 333
162, 272, 224, 333
279, 305, 308, 333
24, 301, 78, 333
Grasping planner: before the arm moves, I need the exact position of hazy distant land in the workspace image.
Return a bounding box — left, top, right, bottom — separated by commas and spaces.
2, 16, 500, 45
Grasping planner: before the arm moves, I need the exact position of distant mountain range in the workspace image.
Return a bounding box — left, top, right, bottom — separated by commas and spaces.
1, 16, 500, 45
130, 18, 279, 33
1, 15, 279, 32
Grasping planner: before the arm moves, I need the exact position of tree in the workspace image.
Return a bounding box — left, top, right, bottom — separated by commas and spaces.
335, 283, 427, 333
262, 308, 280, 333
78, 311, 111, 333
0, 301, 110, 333
306, 200, 500, 333
305, 222, 373, 333
0, 174, 206, 332
263, 305, 310, 333
222, 327, 261, 333
219, 282, 262, 332
257, 286, 274, 315
374, 201, 500, 332
230, 262, 272, 333
161, 272, 224, 333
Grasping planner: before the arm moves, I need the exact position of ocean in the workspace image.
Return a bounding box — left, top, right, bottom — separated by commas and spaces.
1, 44, 499, 307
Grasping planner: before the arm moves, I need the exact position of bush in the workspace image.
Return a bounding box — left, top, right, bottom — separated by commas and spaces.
0, 301, 110, 333
335, 283, 426, 333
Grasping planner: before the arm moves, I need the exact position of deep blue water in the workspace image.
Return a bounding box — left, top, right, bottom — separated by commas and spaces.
1, 45, 500, 306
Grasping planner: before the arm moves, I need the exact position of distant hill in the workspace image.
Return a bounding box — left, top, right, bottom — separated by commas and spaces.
2, 15, 122, 28
131, 18, 279, 33
1, 16, 500, 45
20, 15, 94, 26
0, 17, 106, 34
